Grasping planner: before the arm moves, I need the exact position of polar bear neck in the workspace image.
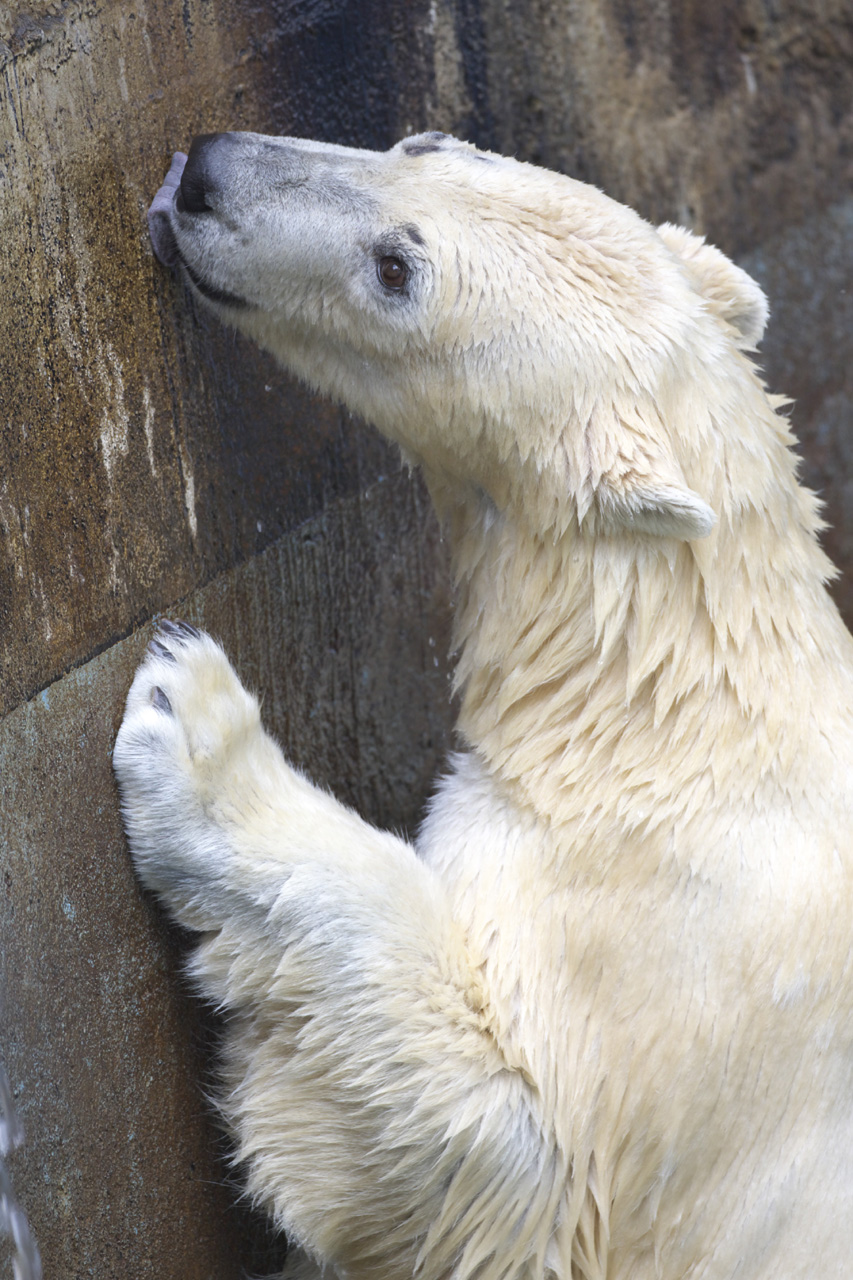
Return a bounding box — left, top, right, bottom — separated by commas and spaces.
437, 376, 853, 842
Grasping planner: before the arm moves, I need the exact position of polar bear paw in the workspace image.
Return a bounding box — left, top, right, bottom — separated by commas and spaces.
113, 622, 265, 920
119, 620, 260, 772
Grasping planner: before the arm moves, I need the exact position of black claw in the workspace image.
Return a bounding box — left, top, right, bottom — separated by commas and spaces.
148, 638, 177, 663
151, 686, 172, 714
159, 618, 201, 640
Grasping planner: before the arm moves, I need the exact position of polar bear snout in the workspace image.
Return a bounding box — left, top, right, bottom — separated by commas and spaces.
177, 131, 265, 215
153, 132, 362, 316
176, 132, 334, 219
176, 133, 224, 214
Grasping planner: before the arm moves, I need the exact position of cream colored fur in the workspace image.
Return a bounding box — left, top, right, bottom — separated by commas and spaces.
114, 133, 853, 1280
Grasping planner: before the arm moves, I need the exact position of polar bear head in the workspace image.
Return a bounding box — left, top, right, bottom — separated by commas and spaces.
150, 132, 769, 541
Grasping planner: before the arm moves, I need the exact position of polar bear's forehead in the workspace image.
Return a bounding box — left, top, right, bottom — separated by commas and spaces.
373, 135, 657, 255
384, 133, 569, 202
247, 130, 583, 217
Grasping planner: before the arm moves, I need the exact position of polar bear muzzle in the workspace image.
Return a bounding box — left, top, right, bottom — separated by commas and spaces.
149, 137, 255, 311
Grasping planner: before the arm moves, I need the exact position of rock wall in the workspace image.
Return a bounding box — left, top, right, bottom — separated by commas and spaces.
1, 1, 851, 1275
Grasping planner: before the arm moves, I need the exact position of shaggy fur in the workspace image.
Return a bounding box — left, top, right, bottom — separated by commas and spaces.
114, 133, 853, 1280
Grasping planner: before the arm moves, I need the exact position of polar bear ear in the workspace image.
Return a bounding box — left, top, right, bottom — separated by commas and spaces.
658, 223, 768, 349
595, 477, 715, 539
576, 401, 715, 540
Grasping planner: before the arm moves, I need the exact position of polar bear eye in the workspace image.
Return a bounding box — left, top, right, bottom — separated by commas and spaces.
377, 256, 408, 291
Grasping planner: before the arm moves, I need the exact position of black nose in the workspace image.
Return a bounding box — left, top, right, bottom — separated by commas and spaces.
177, 133, 227, 213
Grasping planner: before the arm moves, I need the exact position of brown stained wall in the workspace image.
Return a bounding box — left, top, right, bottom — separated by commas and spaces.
475, 0, 853, 255
2, 0, 853, 1276
0, 0, 440, 716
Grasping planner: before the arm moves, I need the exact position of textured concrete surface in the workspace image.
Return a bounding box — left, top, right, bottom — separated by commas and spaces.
476, 0, 853, 255
0, 0, 439, 716
2, 0, 853, 1275
741, 199, 853, 607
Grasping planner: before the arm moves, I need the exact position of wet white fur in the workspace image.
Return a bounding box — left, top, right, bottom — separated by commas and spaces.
114, 135, 853, 1280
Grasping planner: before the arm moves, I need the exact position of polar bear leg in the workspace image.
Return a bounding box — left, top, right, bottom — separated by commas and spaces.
113, 625, 563, 1280
113, 620, 427, 936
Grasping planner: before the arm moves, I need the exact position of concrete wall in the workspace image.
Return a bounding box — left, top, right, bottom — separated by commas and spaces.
1, 1, 851, 1275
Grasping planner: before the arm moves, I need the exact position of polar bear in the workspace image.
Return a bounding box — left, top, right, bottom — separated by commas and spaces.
114, 133, 853, 1280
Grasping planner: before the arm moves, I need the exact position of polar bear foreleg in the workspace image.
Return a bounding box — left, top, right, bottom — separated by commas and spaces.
113, 622, 434, 935
113, 625, 564, 1280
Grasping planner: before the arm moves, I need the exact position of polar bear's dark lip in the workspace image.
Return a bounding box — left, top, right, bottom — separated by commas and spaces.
179, 254, 252, 312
